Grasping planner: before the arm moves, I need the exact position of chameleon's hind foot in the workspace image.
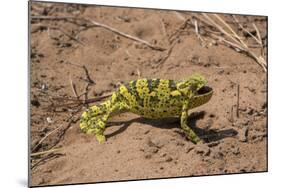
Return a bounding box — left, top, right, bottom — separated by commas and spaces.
95, 134, 106, 144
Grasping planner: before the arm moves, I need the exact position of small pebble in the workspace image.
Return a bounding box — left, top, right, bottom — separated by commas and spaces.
232, 147, 240, 155
165, 156, 173, 162
144, 154, 152, 159
209, 113, 215, 118
195, 144, 211, 156
176, 141, 185, 147
150, 147, 159, 154
31, 99, 40, 107
41, 84, 48, 91
185, 146, 195, 153
144, 130, 150, 135
218, 70, 224, 75
207, 141, 220, 147
46, 117, 53, 124
247, 108, 254, 115
239, 126, 249, 142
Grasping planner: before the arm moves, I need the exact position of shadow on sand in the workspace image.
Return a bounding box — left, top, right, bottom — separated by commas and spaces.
106, 111, 237, 143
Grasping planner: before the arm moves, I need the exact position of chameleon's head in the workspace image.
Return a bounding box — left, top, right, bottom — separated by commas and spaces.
177, 74, 213, 108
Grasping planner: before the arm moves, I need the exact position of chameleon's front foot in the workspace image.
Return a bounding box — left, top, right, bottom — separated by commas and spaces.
191, 136, 203, 144
180, 106, 204, 144
183, 128, 203, 144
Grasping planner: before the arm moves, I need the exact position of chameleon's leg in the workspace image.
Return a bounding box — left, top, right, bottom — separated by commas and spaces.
95, 102, 128, 143
80, 101, 110, 143
94, 91, 131, 143
80, 92, 128, 143
180, 103, 202, 144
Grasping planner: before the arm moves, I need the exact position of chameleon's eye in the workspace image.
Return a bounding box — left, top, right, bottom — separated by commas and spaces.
188, 85, 198, 92
178, 83, 186, 89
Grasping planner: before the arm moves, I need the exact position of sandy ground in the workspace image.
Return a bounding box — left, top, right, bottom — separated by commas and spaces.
29, 2, 267, 187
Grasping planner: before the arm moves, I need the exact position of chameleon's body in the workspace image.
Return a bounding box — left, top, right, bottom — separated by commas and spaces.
80, 74, 213, 144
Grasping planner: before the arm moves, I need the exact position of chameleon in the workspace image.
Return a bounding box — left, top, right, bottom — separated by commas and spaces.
80, 74, 213, 144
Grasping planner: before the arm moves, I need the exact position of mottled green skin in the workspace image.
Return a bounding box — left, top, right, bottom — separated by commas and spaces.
80, 74, 213, 144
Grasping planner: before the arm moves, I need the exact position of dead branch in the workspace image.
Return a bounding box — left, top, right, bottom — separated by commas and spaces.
31, 15, 166, 51
213, 14, 248, 48
192, 18, 206, 46
236, 84, 240, 118
65, 62, 95, 84
82, 83, 90, 107
48, 117, 80, 150
31, 153, 63, 170
31, 148, 63, 157
232, 15, 261, 45
69, 75, 79, 98
136, 69, 141, 79
88, 18, 166, 51
49, 93, 112, 108
252, 23, 262, 44
160, 19, 167, 36
201, 13, 243, 48
155, 42, 177, 67
173, 11, 186, 21
46, 25, 85, 45
32, 113, 80, 156
32, 125, 63, 152
65, 61, 84, 68
230, 106, 234, 123
82, 65, 95, 84
197, 13, 267, 72
168, 18, 190, 44
252, 23, 265, 58
209, 33, 245, 51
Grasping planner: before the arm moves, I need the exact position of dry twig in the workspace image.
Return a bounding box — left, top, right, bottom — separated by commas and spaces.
32, 125, 63, 152
69, 75, 79, 98
31, 148, 63, 157
213, 14, 247, 48
155, 42, 177, 67
202, 13, 242, 47
31, 153, 63, 170
88, 18, 166, 51
253, 23, 262, 44
82, 65, 95, 84
236, 84, 240, 118
198, 13, 267, 72
31, 15, 166, 51
136, 69, 141, 79
192, 18, 206, 46
232, 15, 261, 45
173, 11, 186, 21
252, 23, 265, 57
49, 93, 112, 109
46, 25, 85, 45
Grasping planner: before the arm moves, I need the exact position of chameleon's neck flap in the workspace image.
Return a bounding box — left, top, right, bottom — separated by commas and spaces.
189, 86, 213, 109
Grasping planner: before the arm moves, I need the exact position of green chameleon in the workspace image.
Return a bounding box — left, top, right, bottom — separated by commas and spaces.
80, 74, 213, 144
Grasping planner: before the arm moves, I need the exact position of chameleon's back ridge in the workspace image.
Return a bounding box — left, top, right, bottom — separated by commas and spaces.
80, 74, 213, 144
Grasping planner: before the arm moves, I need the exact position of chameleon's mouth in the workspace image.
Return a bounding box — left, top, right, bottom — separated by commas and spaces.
197, 86, 213, 95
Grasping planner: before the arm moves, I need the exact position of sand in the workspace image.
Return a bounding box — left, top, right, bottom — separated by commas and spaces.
30, 2, 267, 186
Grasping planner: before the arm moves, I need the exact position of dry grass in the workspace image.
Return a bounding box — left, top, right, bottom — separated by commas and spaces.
187, 13, 267, 72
